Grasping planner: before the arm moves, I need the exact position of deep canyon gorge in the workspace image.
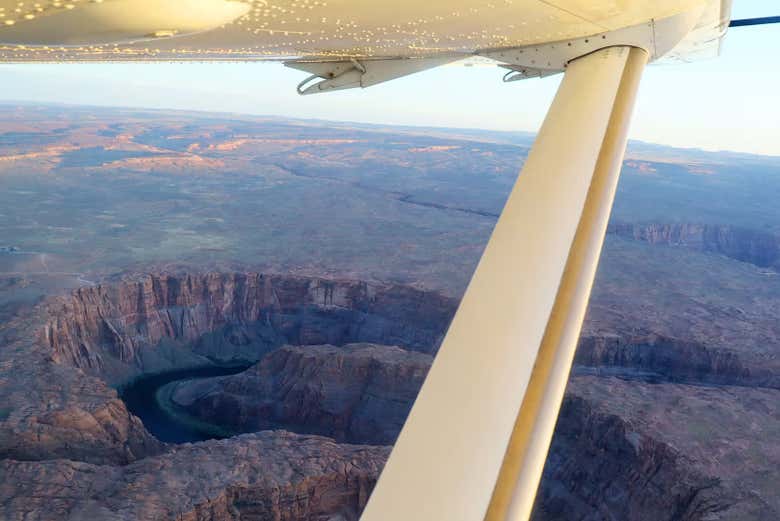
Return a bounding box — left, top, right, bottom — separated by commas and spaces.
3, 269, 778, 520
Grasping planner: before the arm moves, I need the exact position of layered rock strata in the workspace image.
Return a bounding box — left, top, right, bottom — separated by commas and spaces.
43, 272, 456, 386
534, 376, 780, 520
1, 273, 453, 465
0, 273, 430, 520
0, 320, 163, 464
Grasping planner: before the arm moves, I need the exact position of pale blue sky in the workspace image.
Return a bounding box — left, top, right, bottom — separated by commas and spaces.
0, 2, 778, 155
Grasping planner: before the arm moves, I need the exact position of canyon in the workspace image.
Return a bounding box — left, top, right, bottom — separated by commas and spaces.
2, 107, 780, 520
2, 269, 777, 520
0, 272, 450, 519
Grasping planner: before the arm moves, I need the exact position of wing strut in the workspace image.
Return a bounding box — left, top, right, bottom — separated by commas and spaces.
359, 45, 648, 521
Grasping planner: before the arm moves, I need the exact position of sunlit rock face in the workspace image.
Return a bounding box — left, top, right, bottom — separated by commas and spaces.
42, 272, 456, 386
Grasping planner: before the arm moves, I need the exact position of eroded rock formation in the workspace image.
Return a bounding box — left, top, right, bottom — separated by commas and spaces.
0, 327, 163, 465
167, 343, 433, 444
536, 376, 780, 520
160, 341, 780, 520
534, 390, 726, 521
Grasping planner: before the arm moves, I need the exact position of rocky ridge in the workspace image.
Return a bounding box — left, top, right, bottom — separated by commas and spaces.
574, 333, 780, 389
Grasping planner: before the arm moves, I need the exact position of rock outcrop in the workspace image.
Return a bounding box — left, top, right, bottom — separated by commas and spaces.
43, 272, 456, 385
167, 343, 433, 444
0, 362, 163, 465
0, 431, 389, 521
608, 222, 780, 270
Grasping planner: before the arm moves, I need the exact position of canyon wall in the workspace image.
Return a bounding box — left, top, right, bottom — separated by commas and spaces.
574, 334, 779, 389
0, 328, 164, 465
42, 272, 456, 385
1, 272, 454, 464
608, 222, 780, 270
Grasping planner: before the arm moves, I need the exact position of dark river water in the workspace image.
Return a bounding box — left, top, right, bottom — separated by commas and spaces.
120, 364, 251, 444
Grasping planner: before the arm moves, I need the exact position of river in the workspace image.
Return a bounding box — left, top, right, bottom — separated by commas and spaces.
120, 364, 252, 444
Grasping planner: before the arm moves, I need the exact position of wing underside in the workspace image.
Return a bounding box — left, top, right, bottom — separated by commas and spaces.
0, 0, 729, 65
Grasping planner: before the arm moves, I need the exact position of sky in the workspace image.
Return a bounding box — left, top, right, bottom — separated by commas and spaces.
0, 1, 778, 156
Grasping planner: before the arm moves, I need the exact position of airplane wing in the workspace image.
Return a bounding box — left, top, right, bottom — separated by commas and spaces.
0, 0, 727, 64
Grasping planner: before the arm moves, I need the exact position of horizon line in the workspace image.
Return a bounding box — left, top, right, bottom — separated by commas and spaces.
1, 99, 779, 160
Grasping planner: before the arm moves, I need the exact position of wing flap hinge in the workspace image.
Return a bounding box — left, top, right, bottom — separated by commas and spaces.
286, 55, 459, 95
